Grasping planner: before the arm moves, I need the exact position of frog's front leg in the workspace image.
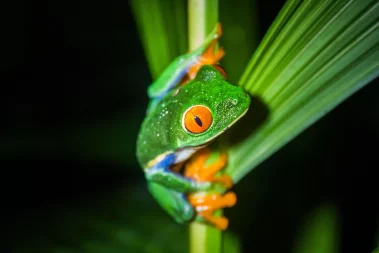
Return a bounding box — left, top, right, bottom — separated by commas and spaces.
147, 23, 223, 104
184, 147, 233, 188
145, 153, 212, 193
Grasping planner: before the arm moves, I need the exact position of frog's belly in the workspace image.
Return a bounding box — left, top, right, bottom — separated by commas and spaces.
174, 145, 206, 164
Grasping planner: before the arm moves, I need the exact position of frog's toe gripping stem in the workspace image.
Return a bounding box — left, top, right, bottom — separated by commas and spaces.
188, 192, 237, 230
181, 23, 225, 85
184, 148, 237, 230
184, 148, 233, 189
147, 23, 224, 103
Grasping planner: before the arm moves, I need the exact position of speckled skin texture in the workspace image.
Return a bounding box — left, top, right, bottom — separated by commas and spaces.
136, 65, 251, 168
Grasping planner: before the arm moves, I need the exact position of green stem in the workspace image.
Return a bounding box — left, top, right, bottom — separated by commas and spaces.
188, 1, 221, 253
188, 0, 219, 49
190, 221, 222, 253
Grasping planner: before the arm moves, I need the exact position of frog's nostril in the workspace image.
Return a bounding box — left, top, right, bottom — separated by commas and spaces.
232, 99, 238, 105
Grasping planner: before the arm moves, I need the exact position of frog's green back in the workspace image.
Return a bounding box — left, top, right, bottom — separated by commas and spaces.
136, 65, 251, 168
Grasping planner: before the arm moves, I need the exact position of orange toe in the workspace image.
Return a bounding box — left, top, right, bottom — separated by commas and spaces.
188, 191, 236, 230
188, 192, 237, 212
184, 150, 228, 181
209, 175, 233, 189
198, 211, 229, 230
184, 148, 211, 179
223, 192, 237, 207
186, 24, 225, 82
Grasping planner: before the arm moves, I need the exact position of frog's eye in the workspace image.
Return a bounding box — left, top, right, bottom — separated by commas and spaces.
211, 64, 228, 79
183, 105, 213, 134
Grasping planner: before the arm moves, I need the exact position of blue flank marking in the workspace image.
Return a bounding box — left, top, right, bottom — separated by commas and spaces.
149, 153, 193, 183
179, 193, 187, 200
151, 153, 176, 172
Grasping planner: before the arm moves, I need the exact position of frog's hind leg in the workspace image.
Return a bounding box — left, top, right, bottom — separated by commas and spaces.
148, 182, 194, 223
184, 148, 237, 230
184, 39, 226, 83
147, 23, 223, 102
188, 192, 237, 230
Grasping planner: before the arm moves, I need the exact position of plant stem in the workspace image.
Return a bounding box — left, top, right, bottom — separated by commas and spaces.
188, 0, 219, 49
190, 221, 222, 253
188, 1, 221, 253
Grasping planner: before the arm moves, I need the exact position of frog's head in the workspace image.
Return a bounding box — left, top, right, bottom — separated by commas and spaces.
169, 65, 251, 151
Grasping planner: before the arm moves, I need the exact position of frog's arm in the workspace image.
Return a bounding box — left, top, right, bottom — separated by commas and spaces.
145, 153, 211, 192
147, 23, 223, 101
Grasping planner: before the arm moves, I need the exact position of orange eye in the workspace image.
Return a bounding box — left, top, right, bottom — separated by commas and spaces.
183, 105, 213, 134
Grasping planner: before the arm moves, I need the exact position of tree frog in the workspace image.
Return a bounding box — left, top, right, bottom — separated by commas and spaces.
136, 23, 251, 230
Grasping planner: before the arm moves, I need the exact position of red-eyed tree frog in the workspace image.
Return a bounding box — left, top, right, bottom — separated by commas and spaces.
136, 23, 251, 230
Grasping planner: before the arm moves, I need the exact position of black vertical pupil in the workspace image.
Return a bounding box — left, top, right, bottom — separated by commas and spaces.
194, 116, 203, 127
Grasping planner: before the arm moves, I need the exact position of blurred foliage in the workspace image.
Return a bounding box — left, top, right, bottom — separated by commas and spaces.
130, 0, 187, 78
293, 204, 339, 253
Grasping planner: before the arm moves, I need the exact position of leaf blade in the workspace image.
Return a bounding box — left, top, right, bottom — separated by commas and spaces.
226, 0, 379, 182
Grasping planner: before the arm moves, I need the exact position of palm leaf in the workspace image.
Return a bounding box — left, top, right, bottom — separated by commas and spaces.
224, 0, 379, 182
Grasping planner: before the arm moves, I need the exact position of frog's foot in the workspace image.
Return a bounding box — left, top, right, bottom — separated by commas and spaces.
184, 148, 233, 189
186, 40, 226, 82
188, 192, 237, 230
180, 24, 224, 85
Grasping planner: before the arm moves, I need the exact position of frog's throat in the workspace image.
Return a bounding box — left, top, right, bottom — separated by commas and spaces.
174, 145, 207, 164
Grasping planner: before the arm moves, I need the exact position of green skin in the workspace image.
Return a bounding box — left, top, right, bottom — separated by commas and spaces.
136, 30, 251, 224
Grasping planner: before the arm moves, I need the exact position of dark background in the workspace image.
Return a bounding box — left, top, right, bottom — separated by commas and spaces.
2, 0, 378, 252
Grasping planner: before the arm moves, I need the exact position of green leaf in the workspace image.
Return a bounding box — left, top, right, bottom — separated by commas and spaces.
130, 0, 187, 78
224, 0, 379, 182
